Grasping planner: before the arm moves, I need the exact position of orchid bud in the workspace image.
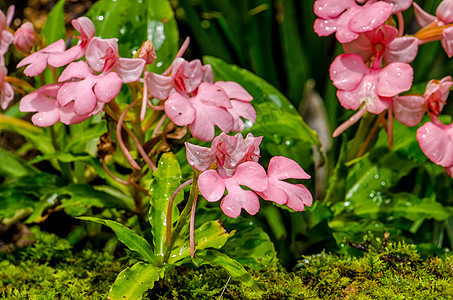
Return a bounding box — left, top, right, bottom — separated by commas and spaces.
13, 22, 35, 53
138, 40, 156, 65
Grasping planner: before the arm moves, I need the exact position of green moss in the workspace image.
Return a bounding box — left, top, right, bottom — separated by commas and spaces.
1, 229, 453, 299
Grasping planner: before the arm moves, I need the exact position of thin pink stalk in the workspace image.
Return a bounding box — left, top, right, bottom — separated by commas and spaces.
102, 160, 130, 185
125, 123, 157, 171
396, 12, 404, 37
162, 37, 190, 76
117, 100, 142, 170
190, 192, 198, 258
387, 106, 393, 150
147, 99, 164, 110
140, 77, 148, 121
166, 178, 194, 246
152, 114, 167, 138
332, 105, 367, 137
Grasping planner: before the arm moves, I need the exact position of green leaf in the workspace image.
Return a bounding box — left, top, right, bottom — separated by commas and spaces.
149, 153, 183, 258
192, 249, 259, 291
78, 216, 157, 264
0, 115, 53, 155
108, 262, 164, 300
42, 0, 65, 44
0, 147, 38, 178
56, 184, 133, 216
353, 193, 453, 222
220, 218, 277, 270
343, 120, 427, 208
168, 220, 235, 264
204, 56, 320, 168
0, 173, 65, 221
86, 0, 179, 73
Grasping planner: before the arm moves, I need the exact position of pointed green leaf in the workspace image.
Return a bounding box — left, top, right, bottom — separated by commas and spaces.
42, 0, 65, 44
56, 184, 133, 216
0, 147, 38, 178
0, 115, 53, 155
108, 262, 164, 300
168, 220, 235, 264
220, 218, 277, 270
192, 249, 259, 291
78, 216, 157, 264
149, 153, 183, 258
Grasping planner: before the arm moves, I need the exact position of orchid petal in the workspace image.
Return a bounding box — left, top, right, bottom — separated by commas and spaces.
413, 2, 436, 27
330, 54, 368, 91
385, 37, 419, 64
115, 57, 146, 83
58, 61, 92, 81
164, 93, 195, 126
417, 121, 453, 167
377, 62, 413, 97
145, 71, 173, 100
94, 72, 122, 102
393, 95, 425, 127
198, 170, 226, 202
185, 142, 214, 171
215, 81, 253, 102
349, 2, 393, 33
267, 156, 311, 180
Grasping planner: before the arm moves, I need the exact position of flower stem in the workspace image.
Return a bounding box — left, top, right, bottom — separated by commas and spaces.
166, 178, 194, 246
162, 170, 199, 265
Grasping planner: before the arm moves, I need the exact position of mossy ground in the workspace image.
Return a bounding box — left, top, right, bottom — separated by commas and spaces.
1, 227, 453, 299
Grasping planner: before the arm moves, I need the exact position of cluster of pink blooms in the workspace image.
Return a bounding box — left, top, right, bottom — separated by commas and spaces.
0, 6, 314, 219
185, 133, 313, 218
0, 6, 34, 110
10, 16, 257, 145
314, 0, 453, 178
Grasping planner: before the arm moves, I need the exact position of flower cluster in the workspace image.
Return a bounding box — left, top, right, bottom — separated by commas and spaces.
185, 133, 313, 218
15, 17, 141, 126
314, 0, 453, 178
146, 58, 256, 141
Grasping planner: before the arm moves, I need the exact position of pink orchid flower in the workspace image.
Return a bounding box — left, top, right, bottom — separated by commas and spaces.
330, 53, 413, 137
145, 58, 213, 100
57, 61, 122, 115
330, 53, 413, 114
85, 37, 145, 83
393, 76, 453, 126
164, 82, 234, 141
138, 40, 157, 65
0, 5, 14, 55
187, 132, 266, 218
13, 22, 35, 53
416, 116, 453, 178
47, 17, 95, 67
413, 1, 453, 57
214, 81, 256, 132
0, 64, 14, 110
257, 156, 313, 212
16, 39, 67, 76
186, 132, 262, 177
19, 84, 94, 127
198, 161, 268, 218
413, 0, 453, 27
343, 25, 418, 66
313, 0, 394, 43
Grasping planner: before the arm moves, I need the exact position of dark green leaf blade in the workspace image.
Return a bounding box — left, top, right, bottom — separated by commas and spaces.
148, 153, 183, 258
78, 216, 157, 264
108, 262, 164, 300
